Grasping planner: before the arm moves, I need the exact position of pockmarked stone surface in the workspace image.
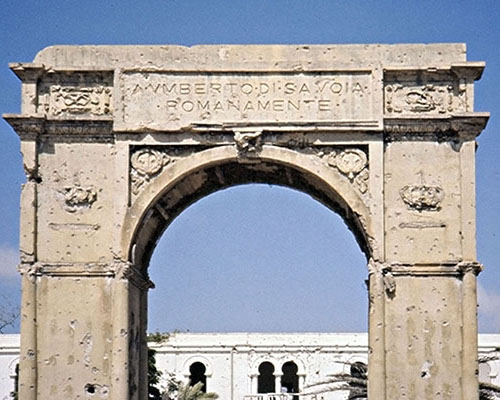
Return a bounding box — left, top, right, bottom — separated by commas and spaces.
4, 44, 489, 399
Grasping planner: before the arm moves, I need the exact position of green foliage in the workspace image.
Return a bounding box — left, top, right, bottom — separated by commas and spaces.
480, 382, 500, 400
148, 349, 163, 400
163, 374, 218, 400
148, 331, 171, 343
303, 362, 367, 400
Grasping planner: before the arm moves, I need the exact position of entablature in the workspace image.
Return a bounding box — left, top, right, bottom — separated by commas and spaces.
4, 44, 489, 140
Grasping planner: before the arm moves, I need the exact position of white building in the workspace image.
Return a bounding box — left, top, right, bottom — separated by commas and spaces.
1, 333, 499, 399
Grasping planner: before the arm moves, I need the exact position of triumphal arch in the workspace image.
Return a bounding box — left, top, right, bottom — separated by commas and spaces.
5, 44, 489, 399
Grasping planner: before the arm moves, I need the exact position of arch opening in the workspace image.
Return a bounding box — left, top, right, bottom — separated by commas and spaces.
128, 154, 372, 274
147, 184, 368, 333
128, 151, 373, 394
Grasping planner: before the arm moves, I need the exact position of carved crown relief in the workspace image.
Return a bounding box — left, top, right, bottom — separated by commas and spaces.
400, 184, 444, 212
58, 185, 98, 213
38, 72, 113, 117
384, 71, 467, 115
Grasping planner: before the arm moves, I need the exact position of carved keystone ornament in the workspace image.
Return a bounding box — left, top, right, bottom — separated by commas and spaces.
234, 130, 263, 156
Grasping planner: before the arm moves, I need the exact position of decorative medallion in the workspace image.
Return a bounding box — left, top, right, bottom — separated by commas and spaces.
329, 148, 368, 179
325, 148, 369, 195
130, 148, 171, 195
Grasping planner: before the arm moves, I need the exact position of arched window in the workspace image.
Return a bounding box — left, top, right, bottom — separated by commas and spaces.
189, 362, 207, 392
281, 361, 299, 396
258, 362, 275, 393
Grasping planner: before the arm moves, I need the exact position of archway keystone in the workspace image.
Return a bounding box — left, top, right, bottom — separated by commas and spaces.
4, 44, 489, 399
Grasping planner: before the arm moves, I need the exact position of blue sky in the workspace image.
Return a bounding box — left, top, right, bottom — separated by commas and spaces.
0, 0, 499, 333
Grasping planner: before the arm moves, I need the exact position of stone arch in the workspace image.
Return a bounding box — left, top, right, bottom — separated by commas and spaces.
122, 144, 374, 271
7, 44, 488, 400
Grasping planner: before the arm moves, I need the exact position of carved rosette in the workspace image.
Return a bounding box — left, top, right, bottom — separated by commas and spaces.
130, 148, 171, 195
59, 186, 98, 213
326, 148, 369, 194
400, 184, 444, 211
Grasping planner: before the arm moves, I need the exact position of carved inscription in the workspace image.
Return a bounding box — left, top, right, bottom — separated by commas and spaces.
384, 71, 467, 115
117, 71, 375, 130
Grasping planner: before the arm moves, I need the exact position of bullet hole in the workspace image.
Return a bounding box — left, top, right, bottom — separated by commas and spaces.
85, 384, 96, 395
421, 360, 433, 379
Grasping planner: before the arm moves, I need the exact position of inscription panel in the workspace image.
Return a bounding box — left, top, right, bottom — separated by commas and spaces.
115, 71, 378, 131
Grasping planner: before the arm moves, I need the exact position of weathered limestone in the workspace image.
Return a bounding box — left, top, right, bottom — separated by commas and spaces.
4, 44, 489, 399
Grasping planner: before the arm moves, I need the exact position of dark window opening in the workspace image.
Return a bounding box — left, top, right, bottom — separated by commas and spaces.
258, 362, 275, 393
189, 362, 207, 392
281, 361, 299, 398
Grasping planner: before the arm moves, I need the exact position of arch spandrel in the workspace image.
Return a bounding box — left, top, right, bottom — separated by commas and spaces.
122, 143, 375, 270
